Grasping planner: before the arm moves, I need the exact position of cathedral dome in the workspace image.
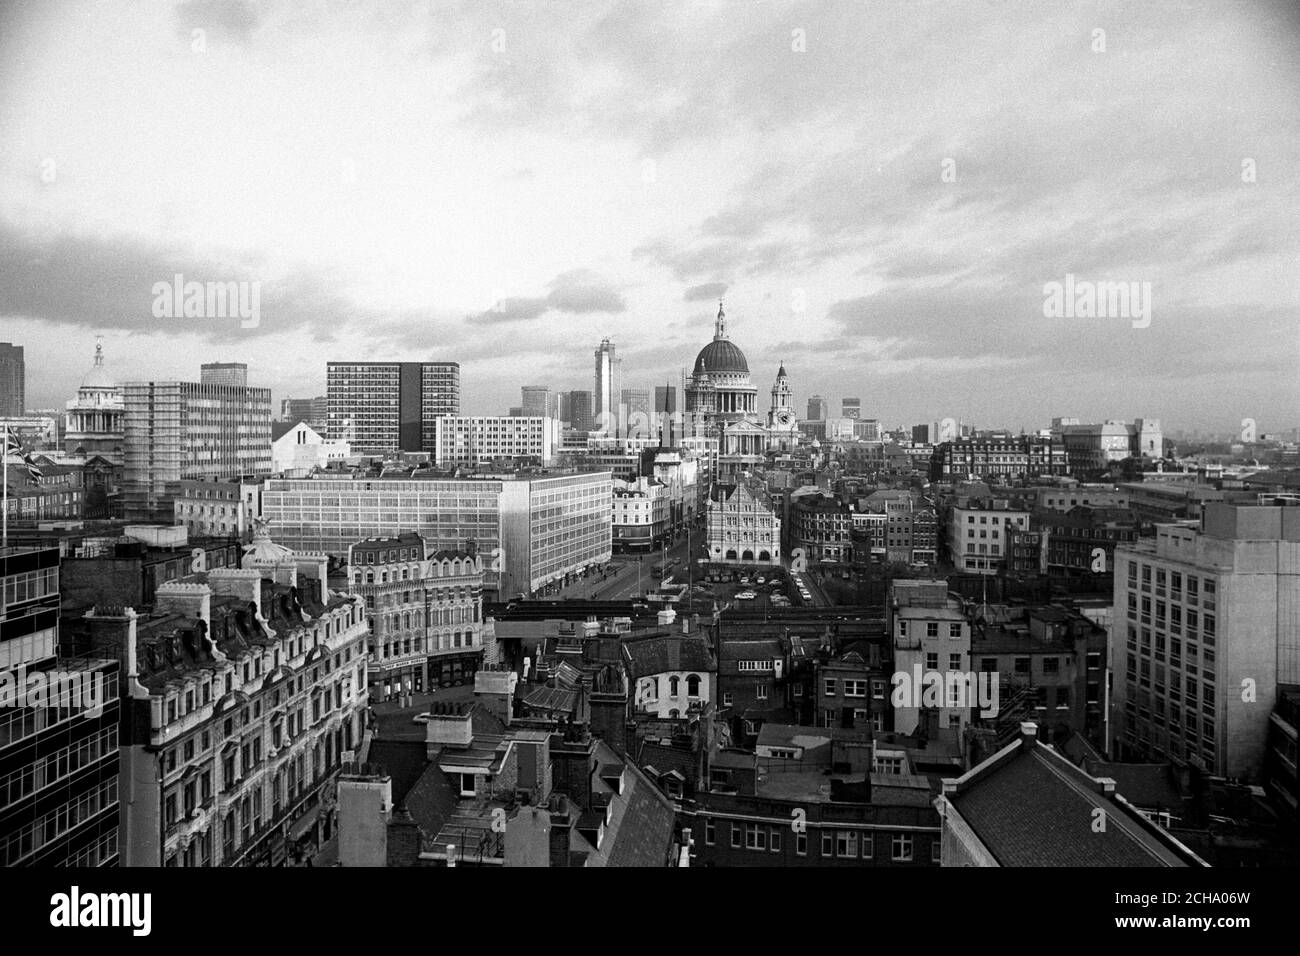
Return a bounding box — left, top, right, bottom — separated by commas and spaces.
693, 339, 749, 377
80, 340, 115, 390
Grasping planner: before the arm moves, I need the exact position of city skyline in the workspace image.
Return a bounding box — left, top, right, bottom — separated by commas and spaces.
1, 1, 1297, 430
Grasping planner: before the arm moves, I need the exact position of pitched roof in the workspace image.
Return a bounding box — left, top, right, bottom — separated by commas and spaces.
621, 634, 714, 676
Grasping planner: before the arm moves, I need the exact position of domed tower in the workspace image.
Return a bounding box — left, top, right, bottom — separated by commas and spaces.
684, 301, 758, 428
63, 337, 124, 463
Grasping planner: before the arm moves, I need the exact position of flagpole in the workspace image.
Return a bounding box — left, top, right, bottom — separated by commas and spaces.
2, 427, 8, 551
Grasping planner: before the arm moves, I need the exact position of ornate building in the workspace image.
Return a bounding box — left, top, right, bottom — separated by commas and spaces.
684, 302, 799, 473
63, 338, 124, 463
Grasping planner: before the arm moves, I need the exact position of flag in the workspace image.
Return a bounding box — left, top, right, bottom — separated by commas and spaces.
2, 427, 41, 481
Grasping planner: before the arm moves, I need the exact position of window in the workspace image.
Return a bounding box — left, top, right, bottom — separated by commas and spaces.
755, 684, 768, 701
796, 832, 807, 856
744, 823, 768, 850
459, 773, 476, 797
949, 623, 962, 638
891, 833, 913, 861
687, 674, 701, 698
824, 679, 837, 697
931, 839, 942, 863
926, 622, 939, 638
1014, 657, 1029, 674
1043, 657, 1059, 674
669, 676, 680, 698
821, 831, 833, 856
731, 824, 741, 849
721, 693, 733, 707
705, 819, 715, 845
844, 680, 866, 698
948, 654, 961, 671
836, 831, 857, 859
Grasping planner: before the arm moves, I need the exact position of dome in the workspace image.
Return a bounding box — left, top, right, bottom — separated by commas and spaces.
80, 340, 115, 390
693, 339, 749, 377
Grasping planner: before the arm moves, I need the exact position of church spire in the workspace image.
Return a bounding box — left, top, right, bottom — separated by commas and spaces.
714, 300, 727, 341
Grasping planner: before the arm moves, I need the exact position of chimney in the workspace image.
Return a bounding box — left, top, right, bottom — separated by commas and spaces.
425, 702, 473, 754
549, 795, 573, 867
155, 581, 212, 630
1019, 721, 1039, 748
291, 553, 330, 604
473, 665, 517, 726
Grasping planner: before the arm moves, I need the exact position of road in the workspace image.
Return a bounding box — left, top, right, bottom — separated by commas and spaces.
551, 523, 705, 602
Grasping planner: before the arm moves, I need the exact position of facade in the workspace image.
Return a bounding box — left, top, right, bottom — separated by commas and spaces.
624, 631, 715, 719
706, 480, 781, 566
121, 378, 273, 521
929, 435, 1069, 482
816, 646, 890, 732
347, 534, 485, 699
807, 395, 827, 421
789, 491, 853, 564
620, 388, 652, 439
1, 467, 84, 525
564, 390, 593, 432
325, 361, 460, 453
842, 397, 861, 420
0, 546, 122, 866
432, 416, 559, 467
520, 385, 556, 420
890, 580, 972, 738
949, 500, 1032, 575
261, 471, 613, 598
1038, 506, 1140, 578
1110, 503, 1300, 779
70, 524, 369, 867
272, 421, 352, 476
0, 342, 24, 418
612, 476, 671, 551
860, 490, 938, 565
172, 477, 263, 540
62, 340, 124, 464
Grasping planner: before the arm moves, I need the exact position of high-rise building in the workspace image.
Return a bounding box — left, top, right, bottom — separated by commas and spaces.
200, 362, 249, 387
842, 397, 861, 420
1111, 502, 1300, 779
121, 376, 273, 521
565, 390, 594, 432
593, 339, 618, 434
621, 387, 652, 439
0, 343, 24, 417
325, 361, 460, 453
1, 546, 122, 866
654, 385, 677, 414
520, 385, 556, 419
807, 395, 827, 421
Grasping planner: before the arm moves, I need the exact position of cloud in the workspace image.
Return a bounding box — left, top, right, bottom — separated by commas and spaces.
684, 281, 729, 302
465, 269, 627, 325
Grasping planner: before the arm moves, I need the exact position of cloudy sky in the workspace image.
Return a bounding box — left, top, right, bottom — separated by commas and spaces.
2, 0, 1297, 434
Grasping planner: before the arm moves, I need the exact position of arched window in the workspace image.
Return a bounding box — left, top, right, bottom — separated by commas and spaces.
687, 674, 701, 697
669, 676, 680, 697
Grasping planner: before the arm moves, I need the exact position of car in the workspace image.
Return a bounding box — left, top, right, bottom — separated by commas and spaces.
735, 590, 757, 600
755, 576, 766, 584
739, 576, 751, 585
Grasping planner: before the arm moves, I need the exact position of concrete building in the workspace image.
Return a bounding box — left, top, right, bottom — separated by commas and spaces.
520, 385, 556, 420
121, 376, 273, 521
842, 397, 861, 420
279, 396, 327, 427
432, 416, 560, 467
859, 490, 938, 565
0, 545, 122, 866
0, 342, 24, 418
200, 362, 248, 387
325, 361, 460, 453
261, 470, 613, 599
807, 396, 828, 422
593, 339, 619, 435
1110, 502, 1300, 780
172, 477, 262, 540
949, 499, 1032, 575
788, 490, 853, 564
890, 579, 972, 738
272, 421, 352, 476
563, 390, 593, 432
347, 534, 486, 699
64, 523, 369, 866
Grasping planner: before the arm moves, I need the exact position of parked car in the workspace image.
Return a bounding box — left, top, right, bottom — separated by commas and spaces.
735, 590, 757, 600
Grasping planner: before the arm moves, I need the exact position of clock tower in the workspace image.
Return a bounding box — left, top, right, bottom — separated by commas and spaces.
766, 362, 798, 451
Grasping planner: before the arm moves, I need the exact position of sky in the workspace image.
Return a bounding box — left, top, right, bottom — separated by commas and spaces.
1, 0, 1297, 434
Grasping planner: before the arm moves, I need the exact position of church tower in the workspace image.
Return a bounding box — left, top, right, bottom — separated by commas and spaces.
766, 362, 797, 452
